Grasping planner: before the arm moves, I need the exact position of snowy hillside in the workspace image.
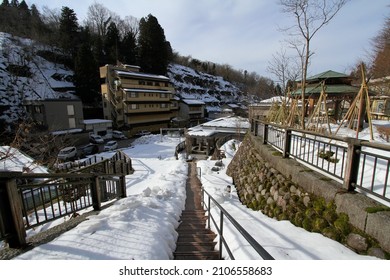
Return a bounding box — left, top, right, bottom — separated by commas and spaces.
0, 32, 247, 128
167, 63, 245, 111
0, 32, 76, 126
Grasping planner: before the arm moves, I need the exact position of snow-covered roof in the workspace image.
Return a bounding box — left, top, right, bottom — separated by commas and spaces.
123, 88, 173, 94
116, 70, 170, 81
81, 119, 113, 125
187, 116, 249, 137
201, 116, 250, 129
182, 99, 205, 105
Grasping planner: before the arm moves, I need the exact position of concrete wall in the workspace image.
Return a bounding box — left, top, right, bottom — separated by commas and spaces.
226, 133, 390, 258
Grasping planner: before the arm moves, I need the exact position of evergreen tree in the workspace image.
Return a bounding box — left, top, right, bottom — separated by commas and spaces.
59, 6, 79, 57
30, 4, 47, 39
92, 34, 105, 67
104, 21, 120, 64
0, 0, 15, 34
120, 30, 137, 65
17, 0, 30, 36
137, 14, 171, 75
74, 28, 100, 104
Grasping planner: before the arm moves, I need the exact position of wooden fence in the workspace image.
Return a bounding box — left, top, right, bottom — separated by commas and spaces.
0, 151, 133, 248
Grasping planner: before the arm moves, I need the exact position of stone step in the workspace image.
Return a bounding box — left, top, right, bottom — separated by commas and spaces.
175, 241, 217, 252
177, 223, 207, 230
177, 233, 217, 243
181, 210, 206, 217
174, 251, 220, 260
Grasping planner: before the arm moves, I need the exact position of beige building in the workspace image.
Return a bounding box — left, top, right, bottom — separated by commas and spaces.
100, 64, 178, 134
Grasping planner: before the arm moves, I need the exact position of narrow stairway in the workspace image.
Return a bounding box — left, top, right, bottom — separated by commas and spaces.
173, 162, 221, 260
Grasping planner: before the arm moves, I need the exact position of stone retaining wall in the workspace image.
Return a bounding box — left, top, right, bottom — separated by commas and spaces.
226, 134, 390, 259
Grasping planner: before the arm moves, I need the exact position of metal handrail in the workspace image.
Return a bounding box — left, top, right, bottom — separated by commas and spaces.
201, 187, 274, 260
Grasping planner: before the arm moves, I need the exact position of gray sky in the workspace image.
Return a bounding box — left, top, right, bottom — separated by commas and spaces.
27, 0, 388, 79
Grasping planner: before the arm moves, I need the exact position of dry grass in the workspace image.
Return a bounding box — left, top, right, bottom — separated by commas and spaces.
376, 125, 390, 142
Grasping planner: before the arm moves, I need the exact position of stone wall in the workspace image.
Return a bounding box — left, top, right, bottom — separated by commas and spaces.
226, 134, 390, 259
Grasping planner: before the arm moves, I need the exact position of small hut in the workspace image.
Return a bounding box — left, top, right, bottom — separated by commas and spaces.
371, 96, 390, 120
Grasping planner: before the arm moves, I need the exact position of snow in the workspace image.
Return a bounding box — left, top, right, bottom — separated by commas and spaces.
167, 63, 242, 105
0, 32, 76, 125
0, 146, 48, 173
187, 116, 250, 137
7, 127, 385, 261
182, 99, 206, 105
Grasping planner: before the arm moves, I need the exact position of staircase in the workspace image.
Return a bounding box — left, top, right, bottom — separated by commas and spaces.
173, 162, 221, 260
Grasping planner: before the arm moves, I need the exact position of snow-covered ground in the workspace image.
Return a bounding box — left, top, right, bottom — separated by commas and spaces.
7, 132, 382, 261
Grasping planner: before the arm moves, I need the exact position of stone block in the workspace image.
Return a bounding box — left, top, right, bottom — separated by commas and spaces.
366, 211, 390, 253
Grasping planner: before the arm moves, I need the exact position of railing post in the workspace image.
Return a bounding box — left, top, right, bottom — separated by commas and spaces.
343, 137, 362, 191
120, 174, 127, 198
91, 175, 102, 210
207, 195, 211, 229
219, 211, 224, 260
0, 176, 26, 248
254, 119, 259, 136
283, 128, 292, 158
263, 123, 268, 144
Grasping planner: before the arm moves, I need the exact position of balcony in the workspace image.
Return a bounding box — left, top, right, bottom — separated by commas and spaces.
123, 90, 172, 102
124, 105, 171, 114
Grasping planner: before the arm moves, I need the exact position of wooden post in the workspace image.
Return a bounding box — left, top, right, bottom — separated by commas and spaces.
120, 175, 127, 198
0, 176, 26, 248
263, 123, 268, 145
343, 137, 362, 191
91, 176, 102, 211
283, 128, 292, 158
254, 119, 259, 136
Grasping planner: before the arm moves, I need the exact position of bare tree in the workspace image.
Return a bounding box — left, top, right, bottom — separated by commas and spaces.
40, 6, 61, 31
279, 0, 349, 129
84, 2, 112, 37
267, 47, 300, 96
116, 15, 140, 40
371, 15, 390, 78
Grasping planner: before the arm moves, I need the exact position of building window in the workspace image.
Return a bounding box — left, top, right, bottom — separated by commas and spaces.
139, 80, 146, 85
69, 118, 76, 128
67, 105, 75, 116
155, 82, 160, 86
161, 93, 167, 98
130, 104, 139, 110
147, 81, 153, 86
34, 106, 42, 113
129, 92, 138, 98
160, 103, 168, 108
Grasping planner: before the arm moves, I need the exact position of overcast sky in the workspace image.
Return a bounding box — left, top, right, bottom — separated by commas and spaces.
27, 0, 389, 79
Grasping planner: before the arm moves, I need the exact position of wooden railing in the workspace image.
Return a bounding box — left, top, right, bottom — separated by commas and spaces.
0, 151, 133, 248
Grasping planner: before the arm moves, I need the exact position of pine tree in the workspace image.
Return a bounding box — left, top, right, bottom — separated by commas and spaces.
104, 22, 120, 64
17, 0, 30, 36
30, 4, 47, 39
137, 14, 171, 75
120, 30, 137, 65
59, 6, 79, 57
74, 28, 100, 104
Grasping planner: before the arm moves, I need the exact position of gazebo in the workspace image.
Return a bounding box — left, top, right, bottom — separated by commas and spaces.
291, 70, 362, 121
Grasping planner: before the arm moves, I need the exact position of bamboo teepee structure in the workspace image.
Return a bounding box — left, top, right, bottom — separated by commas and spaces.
305, 81, 332, 134
333, 64, 374, 140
